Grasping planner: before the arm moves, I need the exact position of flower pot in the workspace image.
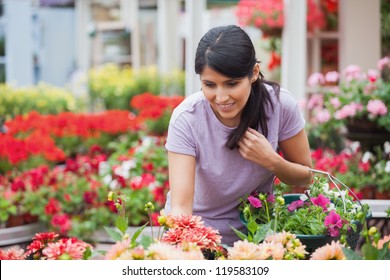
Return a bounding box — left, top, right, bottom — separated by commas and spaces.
375, 190, 390, 200
0, 222, 46, 247
344, 118, 390, 152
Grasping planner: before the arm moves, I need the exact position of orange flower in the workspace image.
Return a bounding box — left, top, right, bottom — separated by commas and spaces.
310, 240, 345, 260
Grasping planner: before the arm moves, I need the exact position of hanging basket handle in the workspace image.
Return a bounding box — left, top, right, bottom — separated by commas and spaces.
308, 168, 363, 212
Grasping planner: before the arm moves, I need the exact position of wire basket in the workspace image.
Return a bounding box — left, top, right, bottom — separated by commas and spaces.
287, 168, 370, 253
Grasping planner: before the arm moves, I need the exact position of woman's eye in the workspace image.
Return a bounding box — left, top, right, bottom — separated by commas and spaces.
204, 83, 215, 88
227, 82, 238, 87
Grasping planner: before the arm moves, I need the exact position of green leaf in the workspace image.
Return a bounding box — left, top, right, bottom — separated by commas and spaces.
116, 216, 128, 234
253, 223, 271, 244
103, 226, 122, 242
377, 241, 390, 260
139, 235, 154, 249
229, 225, 249, 241
247, 220, 258, 236
83, 247, 92, 260
131, 223, 148, 248
342, 247, 363, 260
361, 243, 379, 260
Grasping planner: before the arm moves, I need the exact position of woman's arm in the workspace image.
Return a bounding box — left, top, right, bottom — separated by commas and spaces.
238, 128, 312, 186
167, 151, 196, 215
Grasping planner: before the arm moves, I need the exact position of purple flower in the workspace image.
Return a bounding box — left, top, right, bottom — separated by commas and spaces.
287, 200, 304, 212
247, 196, 262, 208
311, 194, 330, 211
266, 194, 275, 203
324, 210, 343, 237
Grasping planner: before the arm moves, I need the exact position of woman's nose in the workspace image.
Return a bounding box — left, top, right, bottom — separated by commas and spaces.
215, 88, 229, 103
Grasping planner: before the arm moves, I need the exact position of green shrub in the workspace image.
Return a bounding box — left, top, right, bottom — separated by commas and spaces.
88, 64, 185, 111
0, 83, 81, 119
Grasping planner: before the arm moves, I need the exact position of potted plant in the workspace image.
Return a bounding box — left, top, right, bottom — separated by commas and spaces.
237, 173, 370, 254
306, 56, 390, 152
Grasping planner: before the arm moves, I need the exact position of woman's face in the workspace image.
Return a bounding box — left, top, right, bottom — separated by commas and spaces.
200, 65, 258, 127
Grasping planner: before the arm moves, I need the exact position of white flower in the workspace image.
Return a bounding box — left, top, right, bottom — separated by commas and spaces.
103, 174, 112, 186
384, 142, 390, 154
385, 161, 390, 173
362, 151, 374, 163
109, 179, 119, 190
99, 161, 110, 176
328, 203, 336, 211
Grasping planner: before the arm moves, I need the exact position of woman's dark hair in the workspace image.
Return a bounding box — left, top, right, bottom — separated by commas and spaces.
195, 25, 280, 149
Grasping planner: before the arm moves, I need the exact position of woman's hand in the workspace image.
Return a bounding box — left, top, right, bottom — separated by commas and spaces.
238, 128, 312, 186
238, 128, 278, 169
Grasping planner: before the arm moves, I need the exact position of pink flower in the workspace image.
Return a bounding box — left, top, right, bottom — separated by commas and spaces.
316, 109, 331, 124
51, 213, 72, 234
367, 69, 379, 83
287, 200, 304, 212
377, 56, 390, 70
247, 196, 262, 208
43, 238, 92, 260
325, 71, 339, 83
330, 97, 341, 109
308, 72, 325, 87
161, 215, 222, 251
367, 99, 388, 117
324, 210, 343, 237
311, 194, 330, 211
335, 102, 363, 119
228, 240, 263, 260
344, 65, 364, 81
307, 94, 324, 110
105, 239, 131, 260
0, 248, 26, 260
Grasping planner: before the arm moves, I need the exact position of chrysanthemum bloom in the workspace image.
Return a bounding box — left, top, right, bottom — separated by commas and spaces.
161, 215, 222, 251
43, 238, 92, 260
264, 231, 307, 259
310, 241, 345, 260
146, 242, 183, 260
0, 248, 26, 260
171, 214, 204, 229
104, 239, 131, 260
228, 240, 263, 260
376, 235, 390, 249
178, 242, 205, 260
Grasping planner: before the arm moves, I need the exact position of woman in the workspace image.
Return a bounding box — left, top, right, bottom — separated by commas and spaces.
164, 25, 312, 246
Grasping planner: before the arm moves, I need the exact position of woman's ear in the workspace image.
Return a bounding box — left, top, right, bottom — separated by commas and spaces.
252, 63, 260, 82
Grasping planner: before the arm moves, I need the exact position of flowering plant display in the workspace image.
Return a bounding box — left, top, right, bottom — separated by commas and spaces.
311, 143, 390, 198
130, 92, 184, 135
0, 136, 169, 241
0, 232, 92, 260
306, 56, 390, 138
238, 176, 367, 250
236, 0, 326, 36
0, 110, 141, 172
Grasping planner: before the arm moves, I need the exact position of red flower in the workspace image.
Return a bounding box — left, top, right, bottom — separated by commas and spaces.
83, 191, 97, 204
11, 178, 26, 192
51, 213, 72, 234
44, 198, 62, 215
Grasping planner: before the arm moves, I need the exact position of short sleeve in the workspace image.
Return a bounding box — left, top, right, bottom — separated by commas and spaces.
165, 112, 197, 157
278, 90, 306, 141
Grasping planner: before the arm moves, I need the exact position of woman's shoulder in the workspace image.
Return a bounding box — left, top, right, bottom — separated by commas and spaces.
170, 91, 207, 124
263, 83, 299, 107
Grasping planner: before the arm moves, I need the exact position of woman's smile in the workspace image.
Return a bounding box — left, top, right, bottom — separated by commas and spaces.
200, 66, 253, 127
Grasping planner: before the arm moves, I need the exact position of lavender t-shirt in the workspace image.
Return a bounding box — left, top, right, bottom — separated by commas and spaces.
165, 85, 305, 246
